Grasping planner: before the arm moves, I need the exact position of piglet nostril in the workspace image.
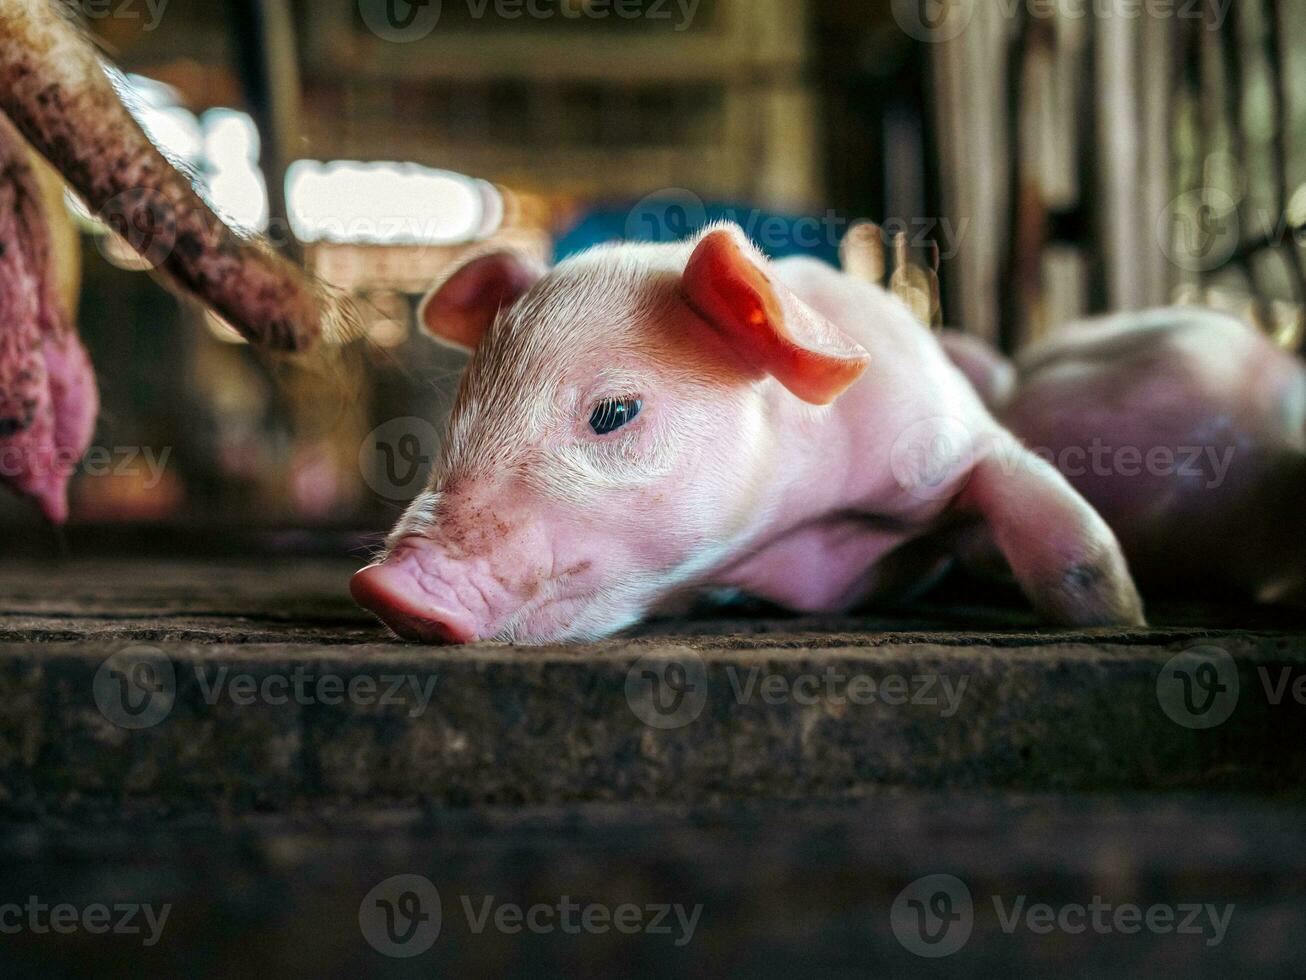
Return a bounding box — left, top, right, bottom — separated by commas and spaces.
350, 563, 480, 645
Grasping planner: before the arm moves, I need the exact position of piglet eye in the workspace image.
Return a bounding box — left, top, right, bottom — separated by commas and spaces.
589, 397, 643, 436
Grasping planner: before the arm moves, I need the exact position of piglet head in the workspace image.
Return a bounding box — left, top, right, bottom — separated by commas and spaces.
351, 224, 869, 644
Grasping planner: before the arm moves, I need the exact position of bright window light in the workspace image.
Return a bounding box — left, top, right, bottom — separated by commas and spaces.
286, 161, 500, 245
201, 109, 269, 233
90, 74, 502, 247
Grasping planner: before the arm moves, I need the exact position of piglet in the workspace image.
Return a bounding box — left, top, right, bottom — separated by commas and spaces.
352, 224, 1144, 644
961, 308, 1306, 607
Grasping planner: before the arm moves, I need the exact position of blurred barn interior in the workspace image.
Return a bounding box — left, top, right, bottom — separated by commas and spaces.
4, 6, 1306, 977
2, 0, 1303, 542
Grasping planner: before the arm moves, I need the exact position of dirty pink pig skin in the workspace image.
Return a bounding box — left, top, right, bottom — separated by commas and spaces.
948, 308, 1306, 606
0, 117, 97, 523
352, 223, 1145, 644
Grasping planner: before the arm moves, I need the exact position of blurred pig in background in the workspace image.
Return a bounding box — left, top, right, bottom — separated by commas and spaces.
946, 308, 1306, 608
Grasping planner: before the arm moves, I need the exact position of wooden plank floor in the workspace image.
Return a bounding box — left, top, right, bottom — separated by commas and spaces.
4, 554, 1304, 645
2, 555, 1305, 807
3, 793, 1306, 978
1, 554, 1305, 976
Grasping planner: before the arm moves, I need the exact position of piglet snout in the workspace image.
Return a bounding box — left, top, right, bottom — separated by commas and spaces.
351, 557, 482, 645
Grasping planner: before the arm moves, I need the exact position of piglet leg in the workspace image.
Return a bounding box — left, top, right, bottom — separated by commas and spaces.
0, 114, 96, 521
957, 434, 1146, 627
0, 0, 326, 351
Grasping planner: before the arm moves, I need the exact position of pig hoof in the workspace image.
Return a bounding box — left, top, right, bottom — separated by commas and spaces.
1054, 561, 1147, 627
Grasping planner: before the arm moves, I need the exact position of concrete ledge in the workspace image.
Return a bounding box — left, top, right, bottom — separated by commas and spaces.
3, 634, 1304, 813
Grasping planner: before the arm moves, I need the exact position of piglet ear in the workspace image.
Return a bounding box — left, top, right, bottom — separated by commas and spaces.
681, 228, 870, 405
418, 251, 544, 352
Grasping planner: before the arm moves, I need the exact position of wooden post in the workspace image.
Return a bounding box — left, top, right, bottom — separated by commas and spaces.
1095, 3, 1144, 311
225, 0, 303, 262
929, 0, 1005, 344
1138, 2, 1175, 309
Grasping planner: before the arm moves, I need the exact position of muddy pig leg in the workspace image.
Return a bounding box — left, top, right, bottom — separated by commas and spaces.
956, 434, 1146, 627
0, 0, 328, 350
